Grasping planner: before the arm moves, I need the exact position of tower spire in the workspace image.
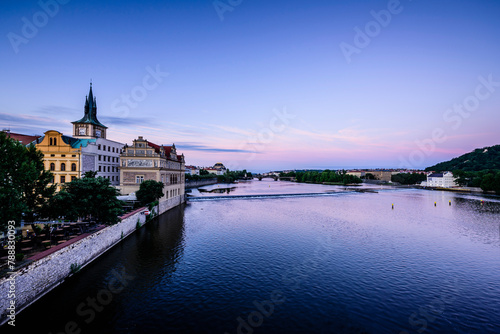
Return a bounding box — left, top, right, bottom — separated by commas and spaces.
72, 82, 107, 130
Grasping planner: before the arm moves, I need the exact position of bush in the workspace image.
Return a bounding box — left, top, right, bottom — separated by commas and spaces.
70, 263, 81, 274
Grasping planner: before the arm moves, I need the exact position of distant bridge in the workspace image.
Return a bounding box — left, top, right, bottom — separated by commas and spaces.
254, 175, 295, 181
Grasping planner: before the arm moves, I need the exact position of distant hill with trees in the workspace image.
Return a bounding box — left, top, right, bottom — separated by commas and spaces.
425, 145, 500, 172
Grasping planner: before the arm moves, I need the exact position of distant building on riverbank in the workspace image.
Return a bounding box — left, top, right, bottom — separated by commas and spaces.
185, 165, 200, 175
421, 172, 458, 188
119, 136, 185, 202
346, 171, 364, 178
202, 162, 227, 175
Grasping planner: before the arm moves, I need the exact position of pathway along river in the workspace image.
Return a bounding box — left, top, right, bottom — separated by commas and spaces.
13, 180, 500, 333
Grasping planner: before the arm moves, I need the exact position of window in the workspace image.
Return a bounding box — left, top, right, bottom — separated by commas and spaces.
49, 138, 52, 145
108, 156, 110, 162
50, 154, 55, 157
99, 166, 102, 172
136, 175, 144, 184
61, 154, 65, 157
108, 146, 110, 152
98, 144, 101, 150
72, 155, 76, 157
71, 163, 76, 171
54, 138, 57, 145
50, 163, 55, 171
71, 176, 76, 181
112, 147, 115, 153
61, 163, 66, 171
98, 155, 101, 161
103, 145, 106, 151
60, 176, 66, 183
112, 176, 115, 181
108, 166, 110, 172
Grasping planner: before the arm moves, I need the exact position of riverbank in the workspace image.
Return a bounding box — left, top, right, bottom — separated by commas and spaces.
418, 186, 487, 194
185, 178, 218, 188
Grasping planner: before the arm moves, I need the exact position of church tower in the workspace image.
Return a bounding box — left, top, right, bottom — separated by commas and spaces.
72, 83, 108, 139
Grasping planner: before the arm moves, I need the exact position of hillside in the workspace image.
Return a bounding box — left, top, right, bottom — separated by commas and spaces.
425, 145, 500, 172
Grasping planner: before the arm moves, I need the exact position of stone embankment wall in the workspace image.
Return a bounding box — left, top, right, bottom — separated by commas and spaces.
0, 194, 185, 326
185, 179, 217, 188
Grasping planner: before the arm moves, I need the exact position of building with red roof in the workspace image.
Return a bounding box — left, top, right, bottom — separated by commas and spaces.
119, 136, 185, 203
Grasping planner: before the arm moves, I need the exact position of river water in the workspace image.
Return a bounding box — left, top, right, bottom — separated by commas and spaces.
14, 180, 500, 333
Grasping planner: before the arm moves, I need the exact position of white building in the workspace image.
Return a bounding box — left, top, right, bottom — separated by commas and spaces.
185, 165, 200, 175
203, 163, 227, 176
205, 168, 225, 176
422, 172, 458, 188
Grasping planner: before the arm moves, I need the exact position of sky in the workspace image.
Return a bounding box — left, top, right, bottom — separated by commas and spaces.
1, 0, 500, 173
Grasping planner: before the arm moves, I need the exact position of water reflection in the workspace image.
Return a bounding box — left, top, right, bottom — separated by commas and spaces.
198, 186, 236, 194
15, 205, 186, 334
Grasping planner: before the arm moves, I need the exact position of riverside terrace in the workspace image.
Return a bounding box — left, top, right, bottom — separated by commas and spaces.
0, 222, 101, 272
0, 206, 147, 277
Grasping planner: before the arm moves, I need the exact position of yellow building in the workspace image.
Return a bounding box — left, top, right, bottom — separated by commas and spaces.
34, 130, 97, 191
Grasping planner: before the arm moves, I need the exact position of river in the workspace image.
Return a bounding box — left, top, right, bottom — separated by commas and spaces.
14, 180, 500, 333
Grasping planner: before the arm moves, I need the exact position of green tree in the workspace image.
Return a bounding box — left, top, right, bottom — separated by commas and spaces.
0, 133, 55, 230
365, 173, 375, 180
494, 172, 500, 194
47, 190, 79, 221
51, 172, 124, 224
22, 144, 56, 223
0, 132, 28, 230
480, 173, 495, 192
136, 180, 164, 206
391, 173, 427, 185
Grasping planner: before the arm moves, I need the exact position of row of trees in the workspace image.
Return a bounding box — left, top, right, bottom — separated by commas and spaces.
1, 133, 166, 232
217, 169, 252, 183
391, 173, 427, 185
185, 169, 217, 181
453, 169, 500, 193
186, 169, 253, 183
295, 170, 362, 185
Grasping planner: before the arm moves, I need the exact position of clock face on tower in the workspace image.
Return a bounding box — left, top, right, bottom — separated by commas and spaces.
79, 127, 86, 135
95, 130, 102, 138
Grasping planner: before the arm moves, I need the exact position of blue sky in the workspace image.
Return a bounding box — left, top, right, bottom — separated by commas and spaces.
1, 0, 500, 172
